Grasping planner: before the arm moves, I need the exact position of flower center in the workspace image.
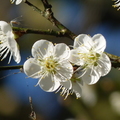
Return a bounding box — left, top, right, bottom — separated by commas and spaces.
79, 50, 100, 67
40, 56, 59, 73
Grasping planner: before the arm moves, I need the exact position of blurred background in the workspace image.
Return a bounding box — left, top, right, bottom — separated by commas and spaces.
0, 0, 120, 120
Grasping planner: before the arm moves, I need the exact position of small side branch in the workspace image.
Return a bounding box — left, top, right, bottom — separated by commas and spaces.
24, 0, 76, 40
12, 27, 67, 37
41, 0, 52, 9
0, 65, 23, 71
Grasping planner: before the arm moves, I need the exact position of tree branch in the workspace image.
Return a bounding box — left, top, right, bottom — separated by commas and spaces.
0, 65, 23, 71
12, 27, 68, 37
23, 0, 76, 40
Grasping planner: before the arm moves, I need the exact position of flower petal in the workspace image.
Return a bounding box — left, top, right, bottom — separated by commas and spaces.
8, 37, 21, 63
92, 34, 106, 53
0, 21, 12, 35
69, 49, 85, 66
55, 61, 73, 82
32, 40, 54, 59
60, 80, 72, 89
82, 68, 100, 85
16, 0, 22, 5
72, 81, 82, 98
54, 43, 70, 60
23, 58, 41, 78
74, 34, 93, 50
98, 53, 111, 76
39, 74, 60, 92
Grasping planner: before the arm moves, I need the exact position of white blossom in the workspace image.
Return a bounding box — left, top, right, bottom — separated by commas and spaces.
23, 40, 73, 92
10, 0, 22, 5
0, 21, 21, 63
112, 0, 120, 10
69, 34, 111, 85
56, 72, 83, 99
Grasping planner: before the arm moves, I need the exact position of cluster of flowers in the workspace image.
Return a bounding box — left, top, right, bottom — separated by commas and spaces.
0, 20, 111, 99
112, 0, 120, 10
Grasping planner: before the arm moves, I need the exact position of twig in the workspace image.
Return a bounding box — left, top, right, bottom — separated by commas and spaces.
41, 0, 52, 9
23, 0, 76, 40
12, 27, 68, 37
0, 65, 23, 71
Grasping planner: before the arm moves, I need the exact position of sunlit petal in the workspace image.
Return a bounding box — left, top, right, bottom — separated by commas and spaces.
93, 34, 106, 53
39, 74, 60, 92
0, 21, 12, 35
23, 58, 41, 78
82, 68, 100, 85
32, 40, 54, 59
54, 43, 70, 60
74, 34, 93, 50
8, 37, 21, 63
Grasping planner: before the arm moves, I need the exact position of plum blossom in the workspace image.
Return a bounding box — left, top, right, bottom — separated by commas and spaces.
56, 72, 83, 99
10, 0, 22, 5
0, 21, 21, 63
112, 0, 120, 10
23, 40, 73, 92
69, 34, 111, 85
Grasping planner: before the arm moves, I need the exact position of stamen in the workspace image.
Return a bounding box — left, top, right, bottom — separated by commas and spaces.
32, 47, 43, 59
10, 0, 15, 4
55, 70, 68, 81
8, 51, 13, 64
55, 85, 62, 93
1, 48, 10, 61
35, 73, 46, 87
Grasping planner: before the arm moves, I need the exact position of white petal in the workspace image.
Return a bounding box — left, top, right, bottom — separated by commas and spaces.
0, 21, 12, 35
54, 43, 70, 60
69, 49, 85, 66
74, 67, 87, 78
16, 0, 22, 5
92, 34, 106, 53
32, 40, 54, 59
39, 74, 60, 92
23, 58, 41, 78
8, 37, 21, 63
98, 53, 111, 76
82, 68, 100, 85
74, 34, 93, 50
11, 0, 15, 3
72, 81, 82, 98
60, 80, 72, 89
55, 61, 73, 82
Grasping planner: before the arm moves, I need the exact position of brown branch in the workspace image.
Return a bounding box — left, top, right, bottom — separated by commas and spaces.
0, 65, 23, 71
12, 27, 68, 37
23, 0, 76, 40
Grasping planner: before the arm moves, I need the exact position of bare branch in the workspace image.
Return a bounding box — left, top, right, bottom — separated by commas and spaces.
0, 65, 23, 71
12, 27, 68, 38
24, 0, 76, 40
41, 0, 52, 9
